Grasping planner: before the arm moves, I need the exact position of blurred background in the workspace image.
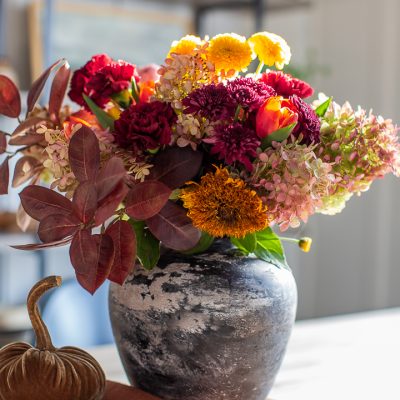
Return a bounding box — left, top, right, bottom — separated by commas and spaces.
0, 0, 399, 347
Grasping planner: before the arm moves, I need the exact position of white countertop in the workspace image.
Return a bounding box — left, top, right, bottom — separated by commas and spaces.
88, 308, 400, 400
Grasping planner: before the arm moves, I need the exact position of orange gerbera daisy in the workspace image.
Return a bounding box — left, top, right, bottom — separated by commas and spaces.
181, 167, 269, 238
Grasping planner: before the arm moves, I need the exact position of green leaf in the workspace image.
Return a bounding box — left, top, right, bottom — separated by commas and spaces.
130, 220, 160, 270
182, 231, 214, 255
254, 227, 289, 269
230, 232, 257, 255
83, 93, 115, 130
261, 122, 297, 149
131, 80, 140, 103
314, 97, 332, 117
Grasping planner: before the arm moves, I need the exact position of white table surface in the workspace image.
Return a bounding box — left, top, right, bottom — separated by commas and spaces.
88, 308, 400, 400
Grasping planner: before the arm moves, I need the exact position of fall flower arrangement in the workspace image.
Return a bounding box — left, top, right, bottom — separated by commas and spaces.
0, 32, 399, 293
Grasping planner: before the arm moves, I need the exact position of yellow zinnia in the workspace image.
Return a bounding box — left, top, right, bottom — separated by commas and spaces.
248, 32, 291, 70
168, 35, 203, 57
181, 167, 269, 238
207, 33, 253, 73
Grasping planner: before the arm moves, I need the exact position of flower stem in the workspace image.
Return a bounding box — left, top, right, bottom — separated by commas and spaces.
27, 276, 62, 351
255, 61, 265, 77
279, 236, 299, 244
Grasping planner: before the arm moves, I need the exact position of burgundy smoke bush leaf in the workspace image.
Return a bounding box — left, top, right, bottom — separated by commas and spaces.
146, 201, 201, 251
0, 75, 21, 118
19, 185, 73, 221
26, 59, 63, 115
12, 156, 42, 188
148, 147, 203, 189
49, 62, 71, 121
68, 126, 100, 182
9, 132, 44, 146
70, 230, 114, 294
38, 213, 81, 243
95, 157, 126, 201
106, 220, 136, 285
0, 157, 10, 195
11, 236, 72, 250
125, 181, 171, 220
16, 203, 35, 232
94, 181, 129, 226
10, 117, 47, 141
0, 132, 6, 154
72, 181, 97, 224
90, 233, 115, 293
70, 229, 98, 288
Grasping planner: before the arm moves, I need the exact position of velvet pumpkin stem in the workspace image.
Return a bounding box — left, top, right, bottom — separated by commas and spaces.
27, 275, 62, 351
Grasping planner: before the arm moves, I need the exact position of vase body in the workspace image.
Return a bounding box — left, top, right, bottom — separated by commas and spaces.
109, 240, 297, 400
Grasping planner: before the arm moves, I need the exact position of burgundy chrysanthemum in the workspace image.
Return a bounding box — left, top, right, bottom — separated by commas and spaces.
204, 122, 260, 171
182, 83, 236, 121
68, 54, 112, 107
113, 101, 177, 154
226, 77, 276, 110
260, 71, 314, 99
87, 60, 139, 107
290, 95, 320, 144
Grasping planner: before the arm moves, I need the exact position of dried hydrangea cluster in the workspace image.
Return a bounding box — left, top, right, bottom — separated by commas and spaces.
0, 30, 399, 292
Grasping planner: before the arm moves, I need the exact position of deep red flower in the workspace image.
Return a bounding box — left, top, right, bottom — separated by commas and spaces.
204, 122, 260, 171
113, 101, 177, 154
87, 61, 139, 107
289, 95, 320, 144
182, 83, 236, 121
260, 71, 314, 99
226, 77, 276, 110
68, 54, 112, 107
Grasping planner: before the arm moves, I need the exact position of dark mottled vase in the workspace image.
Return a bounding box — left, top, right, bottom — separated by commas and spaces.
109, 239, 297, 400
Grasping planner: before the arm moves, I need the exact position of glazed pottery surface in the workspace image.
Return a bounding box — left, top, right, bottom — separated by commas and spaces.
109, 240, 297, 400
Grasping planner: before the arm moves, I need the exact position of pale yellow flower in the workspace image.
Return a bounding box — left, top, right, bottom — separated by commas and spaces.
207, 33, 253, 73
169, 35, 203, 57
248, 32, 291, 70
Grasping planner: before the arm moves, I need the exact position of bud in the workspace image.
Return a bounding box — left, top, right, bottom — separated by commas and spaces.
298, 237, 312, 253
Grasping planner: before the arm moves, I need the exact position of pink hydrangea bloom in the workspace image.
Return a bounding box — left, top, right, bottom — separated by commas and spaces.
316, 101, 400, 196
251, 140, 334, 230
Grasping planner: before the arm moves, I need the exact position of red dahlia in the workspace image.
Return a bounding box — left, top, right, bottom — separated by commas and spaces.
260, 71, 314, 99
113, 101, 177, 154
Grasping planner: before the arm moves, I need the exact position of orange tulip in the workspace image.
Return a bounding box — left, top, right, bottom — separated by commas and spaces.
139, 80, 156, 103
63, 110, 102, 140
256, 96, 298, 138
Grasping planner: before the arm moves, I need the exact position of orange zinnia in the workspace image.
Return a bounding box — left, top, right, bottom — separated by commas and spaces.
181, 167, 270, 238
